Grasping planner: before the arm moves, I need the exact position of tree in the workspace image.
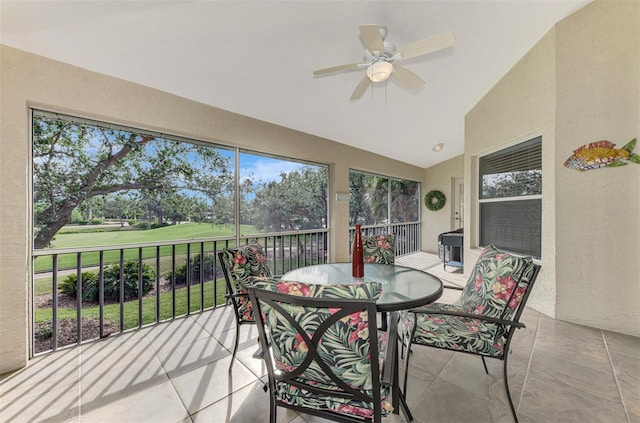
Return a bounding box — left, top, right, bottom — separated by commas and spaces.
33, 116, 232, 248
348, 171, 420, 226
366, 176, 390, 224
251, 167, 327, 232
482, 170, 542, 199
389, 179, 419, 223
349, 172, 373, 225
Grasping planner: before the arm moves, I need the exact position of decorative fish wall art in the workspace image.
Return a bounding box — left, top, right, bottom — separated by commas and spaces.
564, 138, 639, 171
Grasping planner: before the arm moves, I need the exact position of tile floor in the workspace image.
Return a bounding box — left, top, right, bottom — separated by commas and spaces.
1, 253, 638, 423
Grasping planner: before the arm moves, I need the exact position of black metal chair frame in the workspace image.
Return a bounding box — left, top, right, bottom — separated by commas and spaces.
249, 287, 388, 423
402, 264, 541, 423
217, 250, 261, 371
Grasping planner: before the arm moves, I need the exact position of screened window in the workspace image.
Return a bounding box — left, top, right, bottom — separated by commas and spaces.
348, 171, 420, 226
479, 136, 542, 258
32, 110, 328, 249
239, 151, 328, 234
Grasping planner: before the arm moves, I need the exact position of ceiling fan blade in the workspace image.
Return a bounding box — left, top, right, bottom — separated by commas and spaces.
390, 64, 425, 89
313, 63, 362, 77
393, 31, 455, 62
350, 75, 371, 100
360, 24, 384, 55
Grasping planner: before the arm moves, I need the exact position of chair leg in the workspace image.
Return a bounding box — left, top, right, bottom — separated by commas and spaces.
228, 323, 240, 372
402, 339, 411, 395
269, 392, 277, 423
481, 356, 489, 374
503, 355, 519, 423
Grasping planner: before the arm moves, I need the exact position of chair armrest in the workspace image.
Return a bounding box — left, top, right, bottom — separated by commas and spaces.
225, 292, 249, 300
442, 284, 463, 291
407, 307, 525, 329
380, 313, 398, 386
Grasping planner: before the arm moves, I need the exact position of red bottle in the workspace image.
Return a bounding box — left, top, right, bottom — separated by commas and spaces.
352, 224, 364, 278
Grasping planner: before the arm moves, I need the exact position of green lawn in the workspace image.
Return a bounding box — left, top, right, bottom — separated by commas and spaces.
34, 223, 256, 273
34, 280, 228, 330
49, 223, 250, 248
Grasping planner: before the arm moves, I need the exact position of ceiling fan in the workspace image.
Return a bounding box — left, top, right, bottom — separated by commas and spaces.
313, 25, 455, 100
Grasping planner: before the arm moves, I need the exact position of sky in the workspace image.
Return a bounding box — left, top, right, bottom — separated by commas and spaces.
239, 152, 311, 183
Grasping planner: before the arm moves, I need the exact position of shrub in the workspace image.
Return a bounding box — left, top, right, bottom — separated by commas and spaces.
60, 261, 155, 302
150, 222, 169, 229
103, 261, 155, 302
60, 271, 100, 300
166, 253, 217, 285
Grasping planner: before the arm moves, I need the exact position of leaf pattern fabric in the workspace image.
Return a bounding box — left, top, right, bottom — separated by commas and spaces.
252, 279, 393, 418
401, 245, 536, 358
219, 242, 273, 322
362, 233, 396, 265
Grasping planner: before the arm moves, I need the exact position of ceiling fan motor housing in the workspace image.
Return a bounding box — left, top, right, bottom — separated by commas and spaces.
363, 41, 397, 62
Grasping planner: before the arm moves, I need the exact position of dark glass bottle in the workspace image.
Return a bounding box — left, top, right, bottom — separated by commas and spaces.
352, 224, 364, 278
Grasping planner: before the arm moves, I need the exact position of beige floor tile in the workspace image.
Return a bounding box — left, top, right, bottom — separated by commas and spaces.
232, 343, 269, 378
604, 330, 640, 358
0, 379, 80, 423
81, 330, 151, 371
81, 381, 189, 422
198, 307, 241, 337
518, 367, 627, 422
411, 377, 492, 422
170, 355, 258, 415
401, 364, 437, 408
191, 306, 236, 333
402, 343, 455, 376
157, 335, 230, 378
0, 347, 80, 401
80, 350, 168, 408
192, 381, 298, 423
143, 316, 215, 353
4, 253, 638, 423
215, 324, 262, 355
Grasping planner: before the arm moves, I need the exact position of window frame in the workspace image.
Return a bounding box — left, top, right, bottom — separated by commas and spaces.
348, 169, 421, 227
477, 135, 542, 258
31, 109, 330, 247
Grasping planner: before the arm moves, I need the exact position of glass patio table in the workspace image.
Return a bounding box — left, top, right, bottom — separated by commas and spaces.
282, 262, 443, 312
281, 262, 444, 421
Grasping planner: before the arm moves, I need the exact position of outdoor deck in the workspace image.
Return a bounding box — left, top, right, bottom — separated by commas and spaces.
1, 252, 637, 422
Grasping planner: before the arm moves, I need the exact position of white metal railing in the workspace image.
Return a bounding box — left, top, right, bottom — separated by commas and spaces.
348, 222, 421, 256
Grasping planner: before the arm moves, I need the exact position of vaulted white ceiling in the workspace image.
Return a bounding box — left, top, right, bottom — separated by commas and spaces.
0, 1, 590, 168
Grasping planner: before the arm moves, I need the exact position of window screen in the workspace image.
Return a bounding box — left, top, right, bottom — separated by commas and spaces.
479, 136, 542, 258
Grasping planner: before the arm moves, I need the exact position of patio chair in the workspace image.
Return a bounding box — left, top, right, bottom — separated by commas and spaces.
248, 279, 394, 423
218, 241, 275, 371
362, 233, 396, 265
400, 245, 540, 423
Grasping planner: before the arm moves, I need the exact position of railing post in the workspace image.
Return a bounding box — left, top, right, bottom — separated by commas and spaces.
31, 231, 330, 355
76, 252, 82, 345
99, 251, 104, 339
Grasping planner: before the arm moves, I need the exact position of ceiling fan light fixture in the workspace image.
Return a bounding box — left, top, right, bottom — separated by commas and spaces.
366, 61, 393, 82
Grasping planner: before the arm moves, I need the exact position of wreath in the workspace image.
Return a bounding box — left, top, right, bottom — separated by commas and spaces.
424, 190, 446, 211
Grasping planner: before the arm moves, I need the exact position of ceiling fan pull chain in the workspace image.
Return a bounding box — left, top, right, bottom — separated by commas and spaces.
385, 80, 388, 105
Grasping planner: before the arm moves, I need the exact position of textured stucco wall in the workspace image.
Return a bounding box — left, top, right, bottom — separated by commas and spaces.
422, 155, 464, 254
465, 28, 557, 317
554, 0, 640, 336
0, 45, 424, 373
465, 0, 639, 335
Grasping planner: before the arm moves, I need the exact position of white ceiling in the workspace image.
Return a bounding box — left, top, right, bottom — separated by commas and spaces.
0, 1, 590, 168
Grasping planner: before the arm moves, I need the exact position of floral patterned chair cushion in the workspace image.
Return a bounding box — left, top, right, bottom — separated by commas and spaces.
362, 233, 396, 265
401, 245, 536, 358
219, 242, 273, 322
251, 279, 393, 418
